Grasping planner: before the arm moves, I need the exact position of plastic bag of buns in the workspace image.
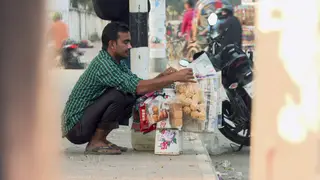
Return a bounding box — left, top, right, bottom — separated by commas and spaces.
146, 96, 169, 124
154, 93, 184, 129
175, 73, 221, 133
175, 83, 207, 122
177, 53, 222, 133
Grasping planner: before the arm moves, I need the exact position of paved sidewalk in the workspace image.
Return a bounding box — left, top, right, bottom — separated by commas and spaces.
61, 127, 218, 180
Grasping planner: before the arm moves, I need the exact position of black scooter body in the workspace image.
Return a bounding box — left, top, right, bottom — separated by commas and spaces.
198, 29, 253, 147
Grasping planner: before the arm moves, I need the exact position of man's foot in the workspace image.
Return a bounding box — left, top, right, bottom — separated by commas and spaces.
105, 140, 128, 152
85, 142, 122, 155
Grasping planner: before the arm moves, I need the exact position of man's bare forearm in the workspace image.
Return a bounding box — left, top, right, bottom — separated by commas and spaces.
136, 74, 176, 95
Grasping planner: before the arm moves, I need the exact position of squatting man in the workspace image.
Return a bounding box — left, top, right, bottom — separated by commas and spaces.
62, 21, 196, 155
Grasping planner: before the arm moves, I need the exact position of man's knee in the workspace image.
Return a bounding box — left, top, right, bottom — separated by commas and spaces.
107, 88, 135, 106
66, 124, 91, 145
100, 89, 135, 120
110, 95, 135, 125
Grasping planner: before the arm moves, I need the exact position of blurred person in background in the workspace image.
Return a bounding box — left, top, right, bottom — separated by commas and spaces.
198, 4, 242, 49
179, 0, 195, 57
176, 22, 182, 38
48, 12, 69, 67
179, 0, 195, 40
166, 22, 173, 37
195, 0, 231, 37
215, 4, 242, 49
49, 12, 69, 53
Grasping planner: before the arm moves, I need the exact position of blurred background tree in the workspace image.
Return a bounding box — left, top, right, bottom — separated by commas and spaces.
70, 0, 94, 12
167, 0, 185, 14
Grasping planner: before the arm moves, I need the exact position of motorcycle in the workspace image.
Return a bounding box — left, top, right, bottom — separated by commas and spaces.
61, 40, 86, 69
179, 13, 253, 150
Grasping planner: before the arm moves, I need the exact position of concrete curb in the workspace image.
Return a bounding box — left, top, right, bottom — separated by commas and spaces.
185, 133, 219, 180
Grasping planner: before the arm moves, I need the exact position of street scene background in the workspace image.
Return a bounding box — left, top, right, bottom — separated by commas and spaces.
48, 0, 253, 179
52, 43, 249, 180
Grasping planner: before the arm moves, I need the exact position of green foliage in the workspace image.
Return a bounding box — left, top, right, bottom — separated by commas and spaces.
70, 0, 94, 12
167, 0, 185, 14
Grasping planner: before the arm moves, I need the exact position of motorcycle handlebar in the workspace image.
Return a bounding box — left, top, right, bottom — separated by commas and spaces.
209, 28, 228, 43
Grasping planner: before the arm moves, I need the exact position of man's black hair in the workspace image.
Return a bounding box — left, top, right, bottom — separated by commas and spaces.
101, 21, 130, 49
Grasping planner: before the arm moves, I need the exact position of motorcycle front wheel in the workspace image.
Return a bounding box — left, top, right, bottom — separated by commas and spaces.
218, 100, 251, 146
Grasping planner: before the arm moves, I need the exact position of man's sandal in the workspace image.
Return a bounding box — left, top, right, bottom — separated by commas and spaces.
106, 140, 128, 152
85, 145, 122, 155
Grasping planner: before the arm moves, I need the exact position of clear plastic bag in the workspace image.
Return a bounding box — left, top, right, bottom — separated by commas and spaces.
134, 91, 167, 133
174, 81, 208, 132
176, 52, 222, 133
167, 101, 183, 129
145, 96, 169, 124
174, 75, 222, 133
156, 92, 183, 130
199, 132, 229, 155
176, 83, 206, 118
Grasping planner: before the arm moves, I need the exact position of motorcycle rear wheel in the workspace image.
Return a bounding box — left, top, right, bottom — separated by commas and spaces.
63, 57, 85, 69
218, 100, 250, 146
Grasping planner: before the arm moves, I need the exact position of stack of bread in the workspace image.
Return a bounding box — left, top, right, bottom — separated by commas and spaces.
168, 103, 183, 127
175, 83, 206, 121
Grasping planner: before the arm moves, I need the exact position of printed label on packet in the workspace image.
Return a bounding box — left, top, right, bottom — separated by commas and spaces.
139, 104, 149, 131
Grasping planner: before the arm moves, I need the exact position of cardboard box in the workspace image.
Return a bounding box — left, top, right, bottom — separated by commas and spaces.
154, 129, 183, 155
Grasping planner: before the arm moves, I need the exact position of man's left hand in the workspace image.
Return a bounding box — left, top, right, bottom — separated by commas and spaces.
161, 67, 178, 76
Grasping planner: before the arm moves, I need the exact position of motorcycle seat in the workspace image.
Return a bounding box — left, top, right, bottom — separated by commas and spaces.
219, 44, 248, 68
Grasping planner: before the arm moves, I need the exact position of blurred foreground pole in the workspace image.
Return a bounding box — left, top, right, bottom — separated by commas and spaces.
0, 1, 60, 180
251, 0, 320, 179
130, 0, 150, 79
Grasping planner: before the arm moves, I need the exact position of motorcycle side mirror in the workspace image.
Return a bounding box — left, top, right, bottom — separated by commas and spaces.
178, 59, 190, 67
208, 13, 218, 26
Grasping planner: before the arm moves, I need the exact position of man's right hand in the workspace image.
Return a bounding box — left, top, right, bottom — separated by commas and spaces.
172, 68, 196, 83
136, 68, 196, 95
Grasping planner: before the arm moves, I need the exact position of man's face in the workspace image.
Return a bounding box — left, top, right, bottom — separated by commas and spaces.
115, 32, 132, 59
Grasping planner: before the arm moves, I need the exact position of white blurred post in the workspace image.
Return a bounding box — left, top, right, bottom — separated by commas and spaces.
129, 0, 150, 79
130, 0, 156, 151
149, 0, 167, 72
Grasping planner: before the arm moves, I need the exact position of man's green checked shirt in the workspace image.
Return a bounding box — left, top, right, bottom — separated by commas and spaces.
61, 50, 142, 137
